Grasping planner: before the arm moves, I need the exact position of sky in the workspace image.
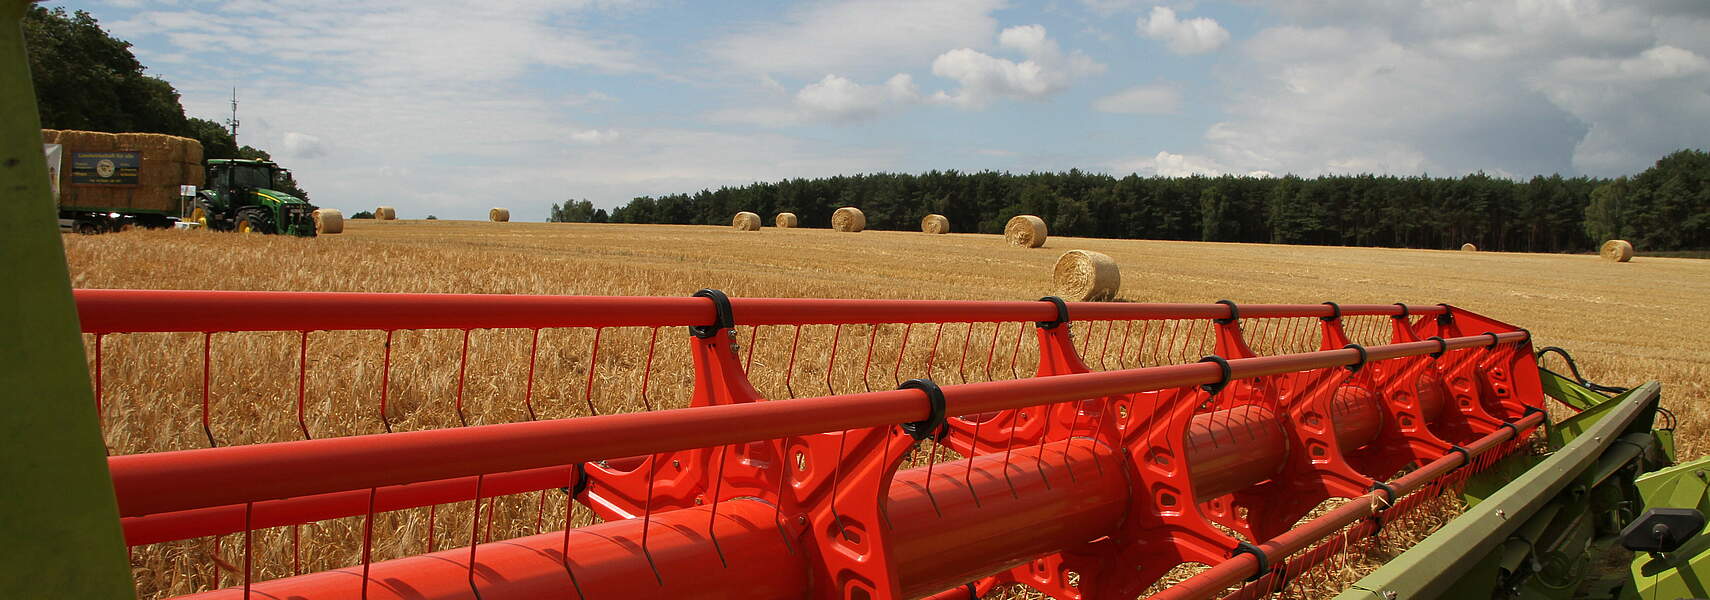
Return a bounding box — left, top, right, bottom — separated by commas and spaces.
57, 0, 1710, 221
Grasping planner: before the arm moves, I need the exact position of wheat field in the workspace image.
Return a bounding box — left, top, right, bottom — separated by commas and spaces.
61, 219, 1710, 599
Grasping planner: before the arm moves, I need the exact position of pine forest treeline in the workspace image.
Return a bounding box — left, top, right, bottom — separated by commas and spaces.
606, 149, 1710, 253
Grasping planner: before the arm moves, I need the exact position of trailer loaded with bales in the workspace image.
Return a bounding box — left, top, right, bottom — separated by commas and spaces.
42, 129, 203, 234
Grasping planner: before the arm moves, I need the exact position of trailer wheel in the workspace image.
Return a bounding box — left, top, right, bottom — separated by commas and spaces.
76, 221, 100, 235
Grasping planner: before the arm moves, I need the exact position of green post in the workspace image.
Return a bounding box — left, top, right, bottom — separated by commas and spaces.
0, 2, 135, 597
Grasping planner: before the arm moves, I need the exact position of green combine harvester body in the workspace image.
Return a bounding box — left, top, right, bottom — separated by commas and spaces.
194, 158, 316, 236
1338, 372, 1710, 600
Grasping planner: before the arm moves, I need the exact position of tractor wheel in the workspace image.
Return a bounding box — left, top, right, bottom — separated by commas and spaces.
235, 209, 273, 234
191, 206, 211, 229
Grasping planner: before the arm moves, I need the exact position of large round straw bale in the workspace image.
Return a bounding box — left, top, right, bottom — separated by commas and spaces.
775, 212, 798, 228
1460, 243, 1477, 252
832, 207, 866, 232
1006, 215, 1048, 248
921, 214, 950, 234
1053, 250, 1120, 301
489, 207, 511, 222
313, 208, 344, 234
1600, 239, 1634, 262
732, 211, 761, 231
376, 206, 397, 220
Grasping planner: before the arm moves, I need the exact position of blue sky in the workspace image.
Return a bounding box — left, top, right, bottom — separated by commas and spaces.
56, 0, 1710, 220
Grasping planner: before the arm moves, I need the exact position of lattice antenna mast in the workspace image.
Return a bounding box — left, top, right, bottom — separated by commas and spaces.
225, 88, 240, 146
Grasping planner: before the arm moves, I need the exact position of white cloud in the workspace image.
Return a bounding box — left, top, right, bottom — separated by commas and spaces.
1169, 1, 1710, 177
721, 24, 1104, 123
930, 25, 1106, 108
1093, 83, 1182, 114
569, 129, 622, 144
1109, 151, 1227, 176
1137, 6, 1229, 55
109, 1, 644, 88
280, 132, 327, 159
794, 74, 921, 121
1079, 0, 1152, 15
707, 73, 921, 126
706, 0, 1003, 78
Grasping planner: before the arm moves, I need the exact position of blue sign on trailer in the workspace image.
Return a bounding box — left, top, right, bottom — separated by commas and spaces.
70, 151, 140, 186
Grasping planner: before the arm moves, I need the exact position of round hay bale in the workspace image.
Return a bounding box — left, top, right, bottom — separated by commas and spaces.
313, 208, 344, 234
775, 212, 798, 228
732, 211, 761, 231
1460, 243, 1477, 252
1006, 215, 1048, 248
1053, 250, 1120, 301
489, 207, 511, 222
1600, 239, 1634, 262
376, 206, 397, 220
921, 214, 950, 234
832, 207, 866, 232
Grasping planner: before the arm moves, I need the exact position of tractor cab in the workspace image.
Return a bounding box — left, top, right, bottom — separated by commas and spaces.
194, 159, 317, 236
208, 160, 275, 193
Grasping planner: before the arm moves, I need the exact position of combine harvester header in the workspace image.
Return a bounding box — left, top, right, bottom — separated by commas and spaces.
50, 291, 1695, 600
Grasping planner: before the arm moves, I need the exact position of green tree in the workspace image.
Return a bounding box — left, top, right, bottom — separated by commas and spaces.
23, 6, 188, 134
351, 210, 375, 219
1583, 178, 1631, 245
1624, 150, 1710, 250
550, 199, 596, 222
184, 117, 238, 159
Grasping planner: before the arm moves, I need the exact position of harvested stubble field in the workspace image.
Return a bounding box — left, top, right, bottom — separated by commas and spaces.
62, 219, 1710, 599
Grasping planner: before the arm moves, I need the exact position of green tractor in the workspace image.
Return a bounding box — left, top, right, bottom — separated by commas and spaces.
191, 159, 317, 236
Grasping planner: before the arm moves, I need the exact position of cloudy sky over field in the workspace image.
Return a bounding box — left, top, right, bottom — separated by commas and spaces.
65, 0, 1710, 220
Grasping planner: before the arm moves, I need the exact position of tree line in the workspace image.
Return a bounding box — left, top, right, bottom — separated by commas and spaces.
24, 6, 310, 200
605, 151, 1707, 253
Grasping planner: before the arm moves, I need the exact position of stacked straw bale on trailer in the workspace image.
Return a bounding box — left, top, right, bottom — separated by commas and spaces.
733, 211, 761, 231
832, 207, 866, 232
1600, 239, 1635, 262
1460, 243, 1477, 252
375, 206, 397, 220
1053, 250, 1121, 301
489, 208, 511, 222
1006, 215, 1048, 248
921, 214, 950, 234
312, 209, 344, 234
775, 212, 798, 228
42, 129, 204, 214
